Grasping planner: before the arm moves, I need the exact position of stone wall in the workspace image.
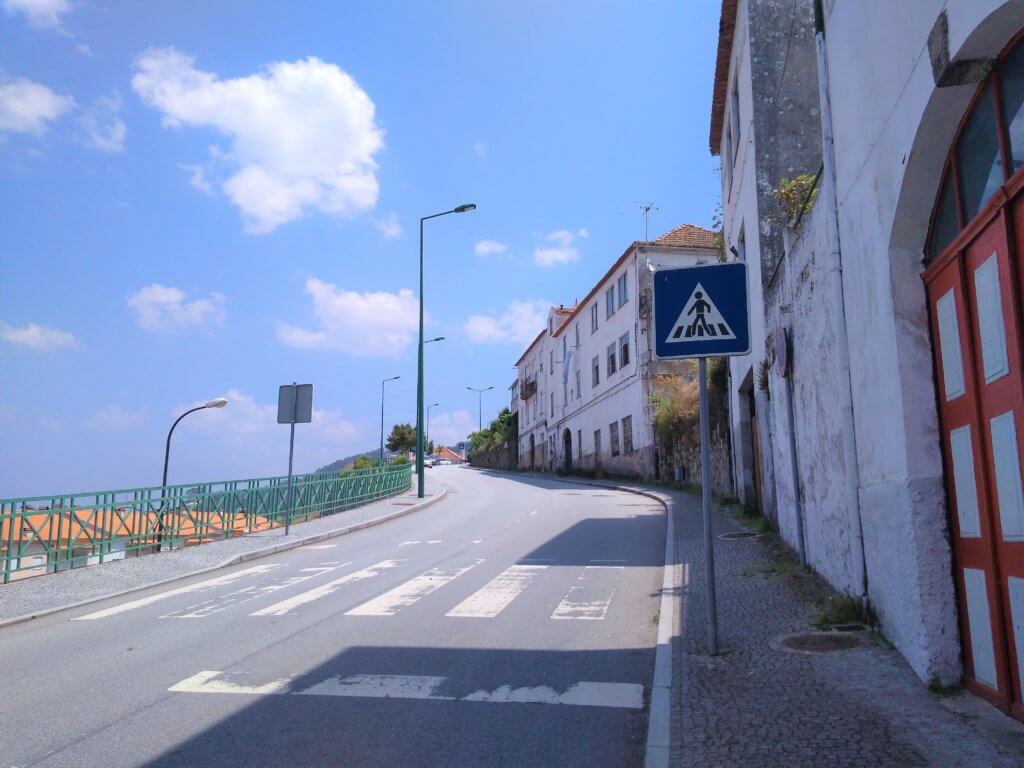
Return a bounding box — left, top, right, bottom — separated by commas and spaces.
468, 445, 516, 471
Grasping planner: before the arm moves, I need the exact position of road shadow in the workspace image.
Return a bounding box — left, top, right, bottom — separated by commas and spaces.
144, 645, 653, 768
517, 516, 666, 567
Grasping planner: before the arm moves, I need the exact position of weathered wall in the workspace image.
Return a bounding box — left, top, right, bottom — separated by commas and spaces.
663, 421, 733, 495
469, 445, 516, 472
763, 198, 856, 593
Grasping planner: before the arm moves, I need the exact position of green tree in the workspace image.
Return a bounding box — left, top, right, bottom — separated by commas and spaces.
353, 455, 373, 470
426, 439, 436, 454
386, 422, 417, 453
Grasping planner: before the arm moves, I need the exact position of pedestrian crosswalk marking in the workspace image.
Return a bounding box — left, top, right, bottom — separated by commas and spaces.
161, 563, 350, 619
446, 565, 547, 618
665, 282, 736, 343
345, 560, 484, 617
551, 566, 623, 620
251, 560, 404, 617
71, 564, 283, 621
168, 670, 644, 710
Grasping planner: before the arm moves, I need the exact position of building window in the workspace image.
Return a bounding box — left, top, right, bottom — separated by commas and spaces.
592, 356, 600, 387
735, 225, 746, 262
722, 122, 733, 198
617, 273, 628, 308
578, 430, 583, 460
575, 323, 580, 348
550, 350, 554, 374
562, 335, 567, 360
594, 428, 602, 456
575, 369, 581, 400
606, 287, 615, 319
619, 332, 630, 367
956, 81, 1003, 223
609, 421, 620, 456
607, 342, 617, 376
591, 304, 598, 333
550, 392, 554, 416
548, 318, 553, 334
622, 415, 633, 453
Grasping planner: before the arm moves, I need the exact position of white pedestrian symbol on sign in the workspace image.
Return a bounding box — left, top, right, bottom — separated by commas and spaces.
666, 283, 736, 343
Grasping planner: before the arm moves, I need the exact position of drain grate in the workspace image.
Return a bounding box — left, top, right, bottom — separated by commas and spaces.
771, 632, 863, 655
718, 531, 759, 540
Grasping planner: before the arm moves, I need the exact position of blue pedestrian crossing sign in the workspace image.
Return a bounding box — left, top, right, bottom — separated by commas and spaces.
653, 263, 750, 359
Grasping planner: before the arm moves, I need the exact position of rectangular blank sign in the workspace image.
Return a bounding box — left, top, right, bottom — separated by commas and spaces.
278, 384, 314, 424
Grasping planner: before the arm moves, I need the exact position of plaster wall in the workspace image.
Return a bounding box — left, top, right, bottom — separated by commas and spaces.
814, 0, 1024, 683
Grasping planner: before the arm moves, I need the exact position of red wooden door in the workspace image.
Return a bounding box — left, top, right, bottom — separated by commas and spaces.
927, 207, 1024, 717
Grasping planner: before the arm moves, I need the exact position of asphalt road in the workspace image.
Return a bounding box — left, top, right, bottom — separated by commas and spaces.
0, 467, 667, 768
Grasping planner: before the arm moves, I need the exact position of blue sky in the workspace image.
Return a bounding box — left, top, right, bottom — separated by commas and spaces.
0, 0, 721, 497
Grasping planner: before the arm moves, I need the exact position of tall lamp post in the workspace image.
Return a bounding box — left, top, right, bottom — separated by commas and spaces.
427, 402, 439, 453
380, 375, 401, 464
159, 396, 228, 544
466, 385, 494, 432
417, 205, 475, 498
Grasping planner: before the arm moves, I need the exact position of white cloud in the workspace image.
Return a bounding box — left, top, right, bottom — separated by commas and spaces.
181, 163, 213, 194
0, 321, 76, 350
3, 0, 69, 28
533, 228, 588, 267
473, 140, 487, 159
80, 93, 125, 153
474, 239, 507, 256
373, 212, 403, 239
428, 410, 475, 446
277, 277, 419, 358
127, 284, 227, 331
131, 47, 384, 234
0, 77, 74, 135
464, 299, 550, 345
87, 405, 147, 430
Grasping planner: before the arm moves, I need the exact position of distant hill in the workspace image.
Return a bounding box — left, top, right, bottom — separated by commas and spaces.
315, 447, 385, 474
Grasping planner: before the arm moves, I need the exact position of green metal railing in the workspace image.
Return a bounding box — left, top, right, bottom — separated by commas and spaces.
0, 463, 412, 584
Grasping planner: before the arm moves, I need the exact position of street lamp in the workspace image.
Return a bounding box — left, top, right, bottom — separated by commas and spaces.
466, 385, 494, 432
380, 376, 400, 465
425, 336, 445, 345
159, 396, 228, 545
427, 402, 439, 453
417, 204, 475, 498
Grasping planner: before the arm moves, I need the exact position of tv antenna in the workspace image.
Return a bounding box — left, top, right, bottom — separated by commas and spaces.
630, 202, 659, 241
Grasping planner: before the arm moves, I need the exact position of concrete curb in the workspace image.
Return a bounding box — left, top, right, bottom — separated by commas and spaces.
470, 468, 680, 768
0, 487, 448, 632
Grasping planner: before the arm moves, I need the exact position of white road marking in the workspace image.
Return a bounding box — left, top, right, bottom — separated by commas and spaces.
252, 560, 404, 617
346, 560, 484, 616
463, 681, 643, 709
445, 565, 546, 618
399, 541, 420, 546
168, 670, 643, 710
427, 540, 443, 544
551, 566, 624, 620
300, 674, 452, 700
529, 511, 538, 517
72, 564, 282, 621
304, 544, 336, 550
591, 559, 627, 564
472, 539, 484, 544
161, 563, 350, 619
168, 670, 292, 695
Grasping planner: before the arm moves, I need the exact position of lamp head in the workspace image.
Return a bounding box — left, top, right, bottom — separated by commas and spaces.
453, 204, 476, 214
205, 397, 228, 409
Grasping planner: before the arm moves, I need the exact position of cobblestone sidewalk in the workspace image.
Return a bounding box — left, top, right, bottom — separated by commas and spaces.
0, 477, 445, 625
668, 487, 1024, 768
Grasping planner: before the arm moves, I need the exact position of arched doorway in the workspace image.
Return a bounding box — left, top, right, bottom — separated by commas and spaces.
563, 429, 572, 474
529, 434, 536, 471
923, 33, 1024, 718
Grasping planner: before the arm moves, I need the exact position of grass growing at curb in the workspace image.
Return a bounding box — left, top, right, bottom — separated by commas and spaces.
927, 677, 959, 698
733, 504, 771, 535
814, 594, 863, 629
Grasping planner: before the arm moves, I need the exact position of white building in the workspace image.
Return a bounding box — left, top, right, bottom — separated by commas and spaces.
513, 225, 719, 478
711, 0, 1024, 721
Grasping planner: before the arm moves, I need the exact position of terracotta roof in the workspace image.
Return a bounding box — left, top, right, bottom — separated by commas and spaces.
709, 0, 739, 154
553, 305, 575, 316
645, 224, 719, 249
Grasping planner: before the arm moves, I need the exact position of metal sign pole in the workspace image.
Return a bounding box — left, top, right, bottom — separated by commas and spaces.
699, 357, 719, 654
285, 382, 297, 536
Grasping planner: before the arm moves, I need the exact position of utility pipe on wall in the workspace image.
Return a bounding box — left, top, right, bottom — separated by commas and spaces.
814, 0, 868, 600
